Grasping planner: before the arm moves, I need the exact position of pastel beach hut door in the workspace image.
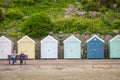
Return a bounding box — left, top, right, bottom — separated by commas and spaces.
17, 36, 35, 59
109, 35, 120, 58
0, 36, 12, 59
63, 35, 81, 59
40, 35, 58, 59
86, 35, 104, 59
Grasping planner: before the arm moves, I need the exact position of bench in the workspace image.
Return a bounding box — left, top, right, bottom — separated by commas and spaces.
8, 55, 28, 65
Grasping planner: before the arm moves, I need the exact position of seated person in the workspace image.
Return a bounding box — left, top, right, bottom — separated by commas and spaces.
11, 50, 17, 65
19, 52, 25, 65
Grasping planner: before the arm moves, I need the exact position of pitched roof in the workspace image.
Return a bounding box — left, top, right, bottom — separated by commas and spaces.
17, 35, 35, 43
63, 35, 81, 43
0, 36, 12, 43
86, 35, 104, 43
40, 35, 58, 43
109, 35, 120, 42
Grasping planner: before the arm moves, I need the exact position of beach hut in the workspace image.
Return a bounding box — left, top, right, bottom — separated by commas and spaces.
63, 35, 81, 59
17, 36, 35, 59
40, 35, 58, 59
109, 35, 120, 58
0, 36, 12, 59
86, 35, 104, 59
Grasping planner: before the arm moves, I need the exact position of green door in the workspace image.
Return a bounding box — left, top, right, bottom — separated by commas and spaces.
110, 41, 120, 58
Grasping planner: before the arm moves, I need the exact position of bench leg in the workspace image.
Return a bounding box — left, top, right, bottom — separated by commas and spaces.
9, 59, 10, 65
25, 60, 26, 65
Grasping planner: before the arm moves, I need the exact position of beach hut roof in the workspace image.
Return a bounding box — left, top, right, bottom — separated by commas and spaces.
63, 35, 81, 43
86, 35, 104, 43
109, 35, 120, 42
17, 35, 35, 43
40, 35, 58, 43
0, 36, 12, 43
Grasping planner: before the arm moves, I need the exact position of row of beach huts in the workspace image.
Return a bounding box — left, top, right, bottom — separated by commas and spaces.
0, 35, 120, 59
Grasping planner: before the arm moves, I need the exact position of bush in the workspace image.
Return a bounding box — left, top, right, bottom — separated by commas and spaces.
86, 19, 110, 34
99, 6, 108, 12
21, 12, 52, 38
12, 0, 35, 5
80, 0, 88, 5
112, 19, 120, 29
53, 17, 79, 33
0, 8, 5, 23
54, 17, 110, 34
73, 18, 92, 33
102, 10, 118, 25
54, 17, 92, 34
82, 0, 100, 11
5, 8, 23, 19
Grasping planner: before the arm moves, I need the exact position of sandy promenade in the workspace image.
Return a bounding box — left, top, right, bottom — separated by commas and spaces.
0, 60, 120, 80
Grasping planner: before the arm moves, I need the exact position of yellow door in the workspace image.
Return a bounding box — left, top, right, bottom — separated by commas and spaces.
18, 42, 35, 59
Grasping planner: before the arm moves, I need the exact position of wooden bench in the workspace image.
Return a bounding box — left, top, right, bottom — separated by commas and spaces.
8, 55, 28, 65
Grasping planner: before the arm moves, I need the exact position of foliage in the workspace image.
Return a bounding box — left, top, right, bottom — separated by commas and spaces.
0, 0, 119, 38
21, 12, 52, 38
5, 8, 23, 19
0, 8, 5, 23
112, 19, 120, 29
86, 19, 111, 34
0, 0, 11, 8
101, 10, 120, 25
53, 17, 79, 33
84, 0, 100, 11
12, 0, 36, 5
54, 17, 111, 34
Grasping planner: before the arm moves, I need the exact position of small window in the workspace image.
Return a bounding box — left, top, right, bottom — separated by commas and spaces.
94, 38, 96, 41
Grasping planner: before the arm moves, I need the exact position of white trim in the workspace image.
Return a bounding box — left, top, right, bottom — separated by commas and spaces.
86, 35, 104, 43
17, 35, 35, 43
63, 35, 81, 43
109, 35, 120, 42
0, 36, 12, 43
40, 35, 58, 43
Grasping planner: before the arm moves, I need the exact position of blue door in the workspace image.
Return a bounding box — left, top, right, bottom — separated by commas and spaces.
87, 41, 96, 58
87, 41, 104, 59
96, 41, 104, 58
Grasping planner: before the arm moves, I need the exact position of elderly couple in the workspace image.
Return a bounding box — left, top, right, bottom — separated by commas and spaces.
11, 50, 25, 65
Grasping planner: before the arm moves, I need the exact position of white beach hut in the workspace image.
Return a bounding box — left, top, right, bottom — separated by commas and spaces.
0, 36, 12, 59
40, 35, 58, 59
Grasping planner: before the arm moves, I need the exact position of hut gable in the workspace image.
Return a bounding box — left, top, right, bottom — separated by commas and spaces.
109, 35, 120, 42
0, 36, 12, 43
17, 36, 35, 43
41, 35, 58, 43
63, 35, 81, 43
86, 35, 104, 43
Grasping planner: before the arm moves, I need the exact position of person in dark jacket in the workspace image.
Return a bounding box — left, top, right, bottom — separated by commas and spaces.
19, 52, 25, 65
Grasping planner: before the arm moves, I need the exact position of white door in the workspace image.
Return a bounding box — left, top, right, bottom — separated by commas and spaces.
41, 42, 58, 59
0, 43, 11, 59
